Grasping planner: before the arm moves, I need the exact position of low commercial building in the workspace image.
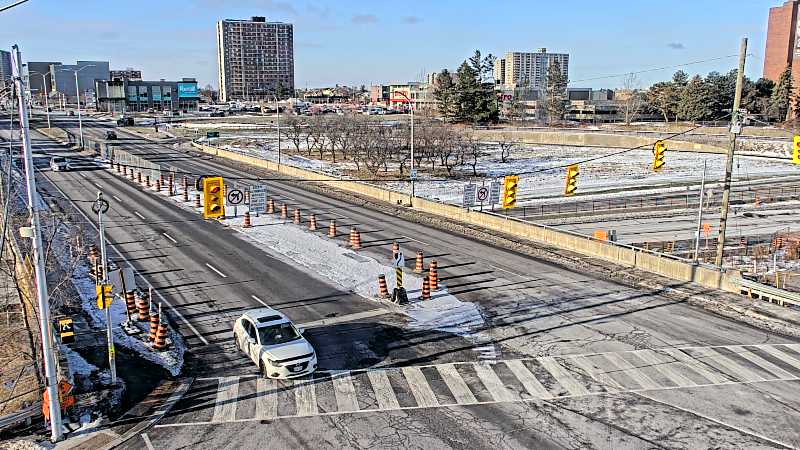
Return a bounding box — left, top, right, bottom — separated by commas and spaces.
370, 82, 435, 111
94, 78, 200, 113
110, 69, 142, 81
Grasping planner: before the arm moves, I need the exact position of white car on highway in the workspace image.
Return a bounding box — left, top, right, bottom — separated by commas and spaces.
49, 156, 70, 171
233, 307, 318, 379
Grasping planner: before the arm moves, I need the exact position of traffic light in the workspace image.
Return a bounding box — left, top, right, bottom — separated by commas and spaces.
564, 164, 579, 196
652, 140, 666, 172
203, 176, 225, 219
793, 135, 800, 164
96, 284, 112, 309
501, 175, 519, 209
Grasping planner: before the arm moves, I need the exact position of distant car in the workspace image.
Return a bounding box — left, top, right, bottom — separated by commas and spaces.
233, 307, 318, 379
50, 156, 70, 172
210, 111, 226, 117
68, 110, 75, 116
106, 131, 117, 140
117, 117, 134, 126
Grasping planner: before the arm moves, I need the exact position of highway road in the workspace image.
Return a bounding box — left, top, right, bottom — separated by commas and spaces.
16, 114, 800, 449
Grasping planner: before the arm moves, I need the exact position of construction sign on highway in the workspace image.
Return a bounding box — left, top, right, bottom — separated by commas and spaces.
250, 185, 267, 214
462, 184, 476, 208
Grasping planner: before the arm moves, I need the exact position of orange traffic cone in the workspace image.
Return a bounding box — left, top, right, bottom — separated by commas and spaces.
267, 198, 274, 214
154, 322, 168, 351
328, 219, 336, 237
421, 278, 431, 300
414, 251, 424, 273
146, 175, 151, 188
428, 260, 438, 291
244, 211, 252, 228
392, 241, 399, 260
280, 204, 288, 219
293, 209, 301, 224
149, 311, 160, 343
377, 275, 389, 298
195, 193, 201, 207
309, 214, 317, 231
155, 179, 162, 192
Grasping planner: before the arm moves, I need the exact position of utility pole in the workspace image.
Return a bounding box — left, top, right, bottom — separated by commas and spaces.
693, 160, 707, 263
94, 192, 116, 384
715, 37, 747, 267
11, 44, 63, 442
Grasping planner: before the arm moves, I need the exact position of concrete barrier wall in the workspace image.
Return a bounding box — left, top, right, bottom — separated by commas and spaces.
475, 130, 729, 154
193, 141, 736, 292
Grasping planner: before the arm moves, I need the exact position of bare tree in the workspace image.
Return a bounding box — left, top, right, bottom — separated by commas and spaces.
619, 72, 644, 126
282, 115, 308, 153
497, 132, 515, 163
463, 134, 485, 176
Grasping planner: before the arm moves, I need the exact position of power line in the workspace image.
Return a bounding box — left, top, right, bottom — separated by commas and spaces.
0, 0, 30, 13
569, 54, 744, 84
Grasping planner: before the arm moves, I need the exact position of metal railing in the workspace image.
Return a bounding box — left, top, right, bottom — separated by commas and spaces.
735, 278, 800, 307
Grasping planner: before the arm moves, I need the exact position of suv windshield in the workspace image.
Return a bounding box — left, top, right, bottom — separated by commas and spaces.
52, 157, 65, 163
257, 322, 301, 346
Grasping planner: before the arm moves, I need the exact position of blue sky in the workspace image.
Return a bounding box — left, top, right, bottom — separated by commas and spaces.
0, 0, 779, 89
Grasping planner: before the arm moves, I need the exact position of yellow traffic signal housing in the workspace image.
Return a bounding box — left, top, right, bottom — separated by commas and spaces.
564, 164, 579, 196
652, 140, 666, 172
58, 317, 75, 344
95, 284, 112, 309
502, 175, 519, 209
203, 176, 225, 219
793, 135, 800, 164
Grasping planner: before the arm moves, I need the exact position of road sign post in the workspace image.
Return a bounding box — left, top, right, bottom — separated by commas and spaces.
489, 180, 501, 211
227, 188, 243, 218
391, 252, 408, 304
93, 192, 116, 385
476, 185, 489, 212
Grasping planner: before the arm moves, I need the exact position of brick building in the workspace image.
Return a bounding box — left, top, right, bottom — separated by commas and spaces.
763, 0, 800, 83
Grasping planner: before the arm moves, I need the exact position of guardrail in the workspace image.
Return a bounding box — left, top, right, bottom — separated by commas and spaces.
736, 278, 800, 307
0, 403, 40, 432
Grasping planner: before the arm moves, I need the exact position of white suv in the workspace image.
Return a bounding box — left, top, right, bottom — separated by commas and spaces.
233, 308, 318, 379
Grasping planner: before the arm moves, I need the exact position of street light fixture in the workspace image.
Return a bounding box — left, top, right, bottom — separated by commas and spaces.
60, 64, 95, 148
28, 71, 50, 128
393, 90, 415, 204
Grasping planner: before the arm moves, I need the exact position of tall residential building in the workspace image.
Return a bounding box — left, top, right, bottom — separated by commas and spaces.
494, 49, 569, 88
216, 16, 294, 102
0, 50, 11, 84
764, 1, 800, 83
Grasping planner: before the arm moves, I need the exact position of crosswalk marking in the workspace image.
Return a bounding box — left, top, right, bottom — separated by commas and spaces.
539, 357, 590, 396
761, 345, 800, 371
602, 352, 660, 390
211, 376, 239, 423
659, 347, 729, 385
255, 378, 277, 420
294, 380, 318, 416
473, 363, 516, 402
437, 364, 478, 404
728, 346, 794, 380
691, 347, 765, 383
163, 344, 800, 427
636, 350, 697, 388
331, 371, 359, 412
505, 360, 551, 399
570, 355, 623, 391
402, 367, 439, 408
367, 370, 401, 410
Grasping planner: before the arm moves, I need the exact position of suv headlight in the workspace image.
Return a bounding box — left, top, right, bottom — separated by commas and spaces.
267, 358, 282, 367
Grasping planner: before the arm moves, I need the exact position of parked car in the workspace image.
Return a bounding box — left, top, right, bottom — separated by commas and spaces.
116, 117, 134, 126
210, 111, 226, 117
106, 131, 117, 140
50, 156, 70, 171
233, 307, 318, 379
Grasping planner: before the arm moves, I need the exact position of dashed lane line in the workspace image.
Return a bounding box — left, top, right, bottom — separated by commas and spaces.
250, 295, 269, 307
112, 194, 122, 202
134, 211, 146, 220
206, 263, 228, 278
162, 233, 177, 244
402, 235, 431, 246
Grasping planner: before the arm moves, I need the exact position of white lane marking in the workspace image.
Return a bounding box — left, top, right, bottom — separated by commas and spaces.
401, 366, 439, 408
162, 233, 177, 244
113, 195, 122, 202
44, 171, 209, 345
94, 182, 102, 188
255, 378, 277, 420
293, 379, 318, 417
206, 263, 227, 278
690, 347, 764, 383
437, 364, 478, 405
636, 350, 697, 388
603, 352, 661, 390
295, 308, 390, 329
366, 370, 400, 410
330, 371, 359, 413
569, 356, 622, 391
473, 363, 517, 402
211, 376, 239, 423
487, 264, 528, 279
134, 211, 146, 220
251, 295, 269, 307
402, 235, 430, 246
539, 356, 590, 396
505, 360, 552, 399
660, 347, 729, 385
727, 346, 793, 380
140, 433, 155, 450
761, 345, 800, 370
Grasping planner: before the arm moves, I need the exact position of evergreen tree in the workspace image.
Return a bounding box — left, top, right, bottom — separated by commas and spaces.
433, 69, 456, 121
646, 81, 679, 122
672, 70, 689, 86
544, 60, 567, 124
677, 75, 713, 121
454, 61, 480, 121
770, 65, 793, 122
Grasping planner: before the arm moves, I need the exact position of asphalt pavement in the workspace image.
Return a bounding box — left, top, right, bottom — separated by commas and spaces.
16, 114, 800, 449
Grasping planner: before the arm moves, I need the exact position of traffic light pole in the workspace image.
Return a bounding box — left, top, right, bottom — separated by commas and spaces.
11, 44, 63, 442
715, 37, 747, 267
95, 192, 117, 384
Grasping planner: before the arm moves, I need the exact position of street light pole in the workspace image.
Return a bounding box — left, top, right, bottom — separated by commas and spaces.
62, 65, 95, 148
94, 192, 116, 384
30, 72, 50, 128
274, 95, 281, 168
693, 160, 707, 263
393, 91, 415, 204
11, 44, 63, 443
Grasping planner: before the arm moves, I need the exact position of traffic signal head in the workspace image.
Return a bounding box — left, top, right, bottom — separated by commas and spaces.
203, 176, 225, 219
564, 164, 579, 196
793, 135, 800, 164
502, 175, 519, 209
652, 140, 666, 172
